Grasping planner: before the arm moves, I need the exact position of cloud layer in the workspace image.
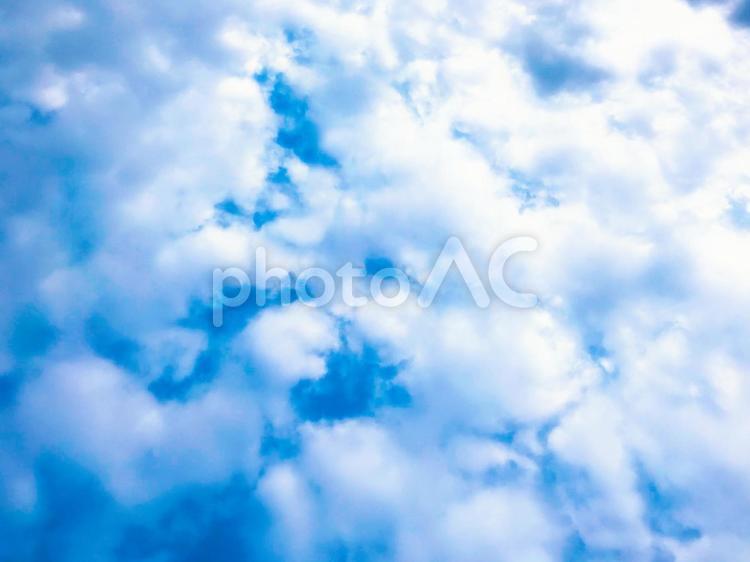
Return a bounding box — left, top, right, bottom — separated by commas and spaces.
2, 0, 750, 560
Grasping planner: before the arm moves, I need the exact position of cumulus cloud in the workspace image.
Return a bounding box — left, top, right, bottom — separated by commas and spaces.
16, 357, 261, 503
235, 304, 340, 384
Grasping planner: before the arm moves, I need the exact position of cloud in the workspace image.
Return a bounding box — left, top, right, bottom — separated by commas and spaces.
2, 0, 750, 560
235, 303, 339, 384
16, 357, 262, 503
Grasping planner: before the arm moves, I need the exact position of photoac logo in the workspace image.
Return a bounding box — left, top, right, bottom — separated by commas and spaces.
212, 236, 538, 326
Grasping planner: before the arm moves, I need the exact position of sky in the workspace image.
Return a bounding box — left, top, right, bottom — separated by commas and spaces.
2, 0, 750, 561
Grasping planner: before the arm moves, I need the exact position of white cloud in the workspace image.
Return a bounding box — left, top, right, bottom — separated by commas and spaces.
16, 357, 261, 503
236, 304, 340, 384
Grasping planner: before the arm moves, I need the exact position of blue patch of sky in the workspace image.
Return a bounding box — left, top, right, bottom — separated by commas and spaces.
652, 547, 678, 562
8, 305, 59, 360
148, 346, 222, 403
257, 71, 338, 168
324, 537, 395, 562
562, 533, 626, 562
291, 343, 410, 422
252, 205, 280, 230
521, 37, 609, 97
538, 452, 600, 510
636, 467, 702, 543
733, 0, 750, 25
256, 167, 301, 229
586, 340, 609, 361
510, 169, 560, 211
214, 197, 252, 227
0, 95, 54, 127
27, 105, 56, 126
214, 167, 301, 231
283, 27, 315, 65
364, 256, 396, 275
55, 158, 102, 263
84, 315, 142, 373
214, 195, 278, 231
0, 369, 24, 409
2, 305, 57, 410
728, 197, 750, 229
492, 427, 520, 445
583, 335, 620, 379
480, 459, 527, 487
259, 424, 301, 463
450, 126, 474, 142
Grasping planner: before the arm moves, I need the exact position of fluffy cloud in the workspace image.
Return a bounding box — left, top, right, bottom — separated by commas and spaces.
16, 357, 261, 503
235, 304, 340, 384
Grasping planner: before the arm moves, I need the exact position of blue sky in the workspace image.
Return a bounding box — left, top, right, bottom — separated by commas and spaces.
2, 1, 750, 561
